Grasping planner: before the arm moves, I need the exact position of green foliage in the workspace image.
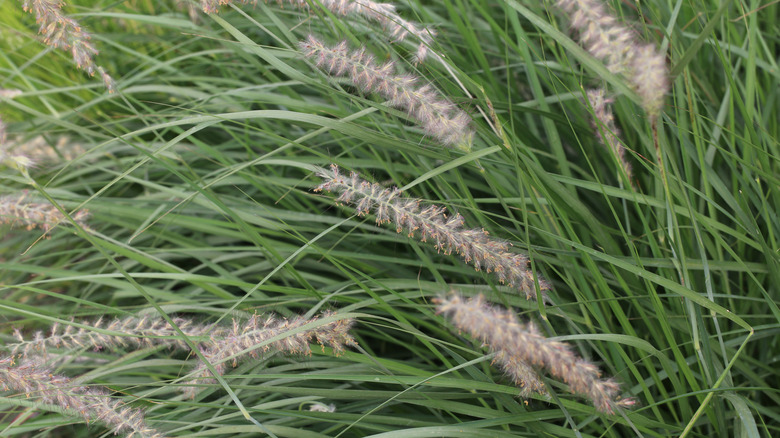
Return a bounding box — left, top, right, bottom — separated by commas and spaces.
0, 0, 777, 436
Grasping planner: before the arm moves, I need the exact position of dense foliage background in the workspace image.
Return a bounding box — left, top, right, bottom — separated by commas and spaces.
0, 0, 777, 436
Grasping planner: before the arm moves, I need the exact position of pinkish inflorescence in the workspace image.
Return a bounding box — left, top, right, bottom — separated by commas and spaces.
0, 357, 164, 437
300, 35, 473, 148
555, 0, 668, 119
182, 311, 356, 398
9, 316, 215, 360
6, 312, 356, 400
436, 293, 635, 414
19, 0, 115, 91
316, 165, 550, 301
0, 192, 89, 232
587, 88, 632, 180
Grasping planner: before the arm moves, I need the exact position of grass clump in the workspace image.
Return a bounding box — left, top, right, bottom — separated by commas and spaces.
0, 0, 776, 437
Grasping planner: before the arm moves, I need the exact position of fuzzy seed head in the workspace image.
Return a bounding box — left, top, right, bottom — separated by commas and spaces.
436, 293, 635, 414
20, 0, 115, 91
316, 165, 549, 301
182, 311, 356, 398
301, 35, 473, 148
555, 0, 668, 118
0, 89, 23, 99
203, 0, 439, 64
587, 88, 632, 180
0, 192, 89, 232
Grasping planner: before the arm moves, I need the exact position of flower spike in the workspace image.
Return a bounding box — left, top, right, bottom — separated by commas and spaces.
316, 165, 550, 301
436, 293, 635, 414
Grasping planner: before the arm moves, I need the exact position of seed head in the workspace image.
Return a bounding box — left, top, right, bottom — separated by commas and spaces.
436, 293, 635, 414
0, 192, 90, 232
0, 356, 164, 437
587, 88, 632, 180
300, 36, 473, 148
316, 165, 550, 301
555, 0, 668, 119
19, 0, 115, 91
202, 0, 439, 64
182, 311, 356, 398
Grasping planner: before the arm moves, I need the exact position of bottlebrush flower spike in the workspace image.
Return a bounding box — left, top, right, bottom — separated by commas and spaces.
435, 293, 635, 414
19, 0, 115, 91
0, 118, 33, 172
5, 311, 356, 400
554, 0, 668, 119
315, 165, 550, 301
9, 316, 216, 360
0, 357, 164, 437
0, 192, 89, 232
587, 89, 632, 180
300, 35, 473, 149
202, 0, 438, 64
182, 311, 356, 398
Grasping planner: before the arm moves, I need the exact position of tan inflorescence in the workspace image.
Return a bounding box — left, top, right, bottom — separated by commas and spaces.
7, 312, 357, 400
19, 0, 115, 91
316, 165, 550, 301
9, 316, 215, 360
435, 293, 635, 414
555, 0, 668, 119
300, 35, 473, 148
0, 119, 34, 172
0, 89, 23, 99
587, 88, 632, 180
0, 357, 165, 437
0, 193, 90, 232
10, 135, 87, 164
182, 311, 356, 398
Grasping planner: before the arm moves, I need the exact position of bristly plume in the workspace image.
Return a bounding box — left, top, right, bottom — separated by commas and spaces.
554, 0, 668, 119
0, 192, 90, 232
435, 293, 635, 414
19, 0, 115, 91
0, 357, 165, 437
8, 316, 216, 360
201, 0, 439, 64
300, 35, 473, 149
587, 89, 632, 181
315, 165, 550, 301
182, 311, 356, 398
4, 311, 356, 400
